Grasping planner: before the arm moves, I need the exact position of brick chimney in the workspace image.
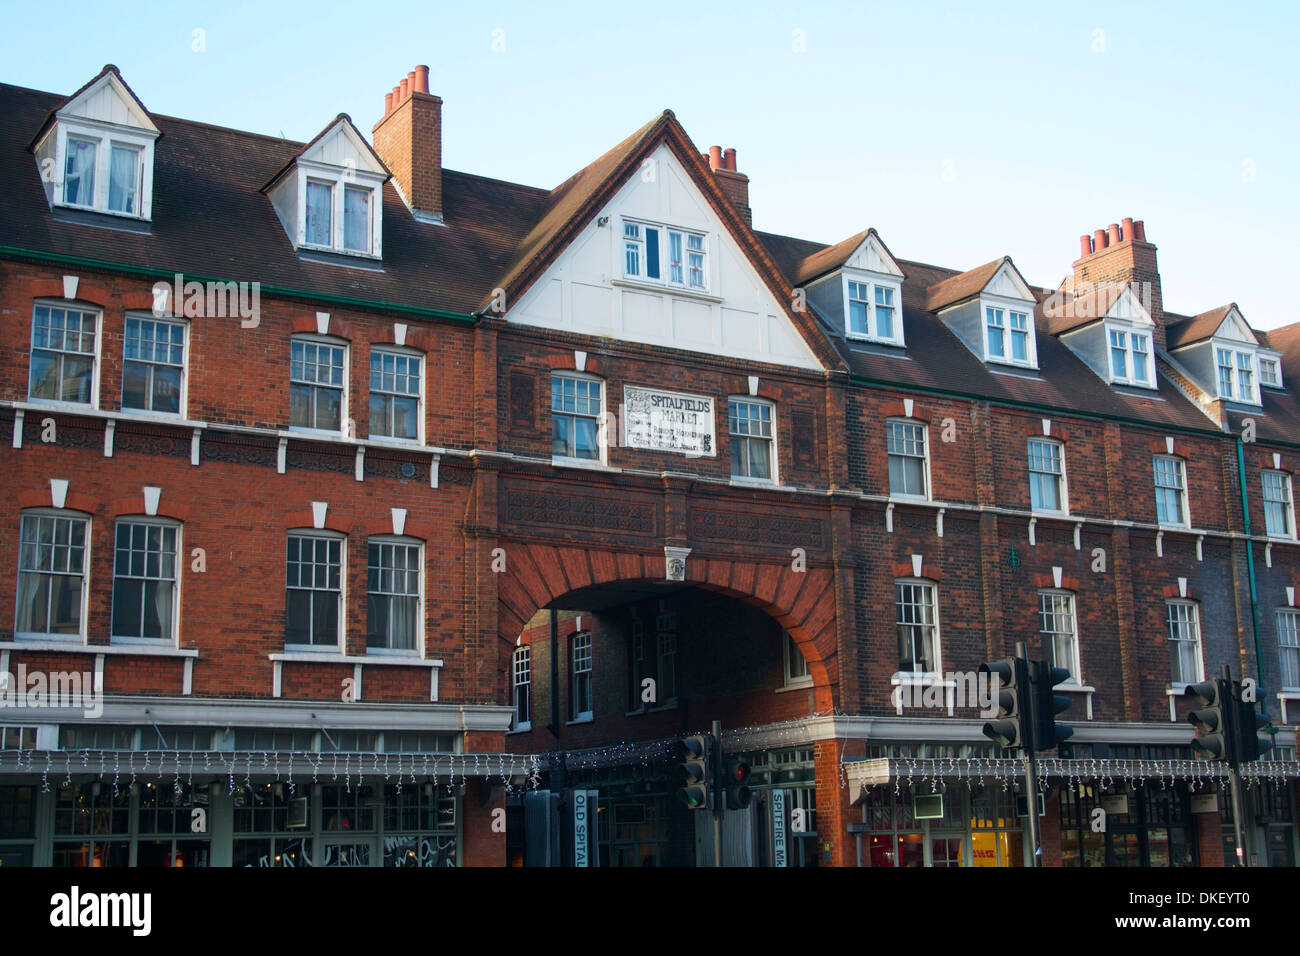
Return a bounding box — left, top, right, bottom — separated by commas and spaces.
372, 65, 443, 224
706, 145, 751, 226
1069, 216, 1165, 350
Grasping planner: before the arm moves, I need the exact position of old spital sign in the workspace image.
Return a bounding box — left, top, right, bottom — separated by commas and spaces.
623, 385, 716, 456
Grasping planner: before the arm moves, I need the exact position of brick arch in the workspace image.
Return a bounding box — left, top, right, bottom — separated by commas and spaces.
495, 542, 838, 711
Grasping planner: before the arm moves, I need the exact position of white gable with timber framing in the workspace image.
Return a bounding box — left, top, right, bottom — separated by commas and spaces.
507, 144, 823, 370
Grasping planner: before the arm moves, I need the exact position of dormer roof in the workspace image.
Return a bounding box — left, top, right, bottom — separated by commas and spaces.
1166, 304, 1260, 350
925, 257, 1033, 312
261, 114, 390, 192
1042, 283, 1153, 336
28, 64, 158, 149
793, 228, 904, 286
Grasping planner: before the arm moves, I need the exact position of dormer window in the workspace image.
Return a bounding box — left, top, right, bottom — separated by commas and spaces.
1108, 327, 1152, 386
1215, 347, 1258, 404
844, 275, 904, 346
264, 116, 388, 262
33, 67, 159, 221
1260, 356, 1282, 389
985, 306, 1034, 365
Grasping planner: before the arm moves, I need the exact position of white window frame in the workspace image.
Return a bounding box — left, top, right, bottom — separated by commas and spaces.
368, 345, 424, 444
285, 530, 346, 652
1262, 470, 1295, 540
41, 119, 157, 220
109, 516, 182, 646
121, 312, 188, 419
1105, 324, 1154, 388
1166, 599, 1204, 687
289, 334, 350, 437
1258, 355, 1283, 389
295, 160, 384, 259
550, 371, 606, 466
1153, 455, 1191, 528
980, 295, 1038, 369
886, 418, 930, 500
728, 397, 777, 485
619, 217, 710, 293
14, 509, 92, 643
28, 299, 103, 410
842, 272, 905, 346
1027, 437, 1068, 515
1038, 590, 1081, 686
894, 579, 942, 678
1215, 346, 1260, 405
364, 535, 423, 657
1278, 609, 1300, 692
512, 645, 532, 731
783, 631, 813, 688
570, 631, 594, 722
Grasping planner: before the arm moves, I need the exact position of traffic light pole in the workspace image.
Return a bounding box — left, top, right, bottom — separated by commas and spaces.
1016, 642, 1042, 868
711, 719, 723, 868
1221, 667, 1249, 867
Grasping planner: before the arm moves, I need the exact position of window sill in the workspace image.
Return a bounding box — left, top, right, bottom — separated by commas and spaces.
366, 435, 424, 449
887, 493, 932, 504
890, 673, 951, 686
845, 332, 905, 349
22, 397, 99, 414
611, 278, 721, 303
729, 475, 782, 490
567, 714, 594, 726
297, 243, 382, 263
54, 200, 149, 223
287, 426, 349, 441
776, 679, 814, 694
551, 456, 619, 473
506, 723, 532, 735
1031, 508, 1071, 519
270, 652, 443, 667
1, 639, 197, 658
625, 700, 679, 716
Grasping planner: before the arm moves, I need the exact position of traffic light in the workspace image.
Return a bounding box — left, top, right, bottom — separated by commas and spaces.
1030, 661, 1074, 752
676, 734, 712, 810
1236, 699, 1273, 763
1185, 679, 1232, 762
981, 657, 1029, 751
724, 756, 752, 810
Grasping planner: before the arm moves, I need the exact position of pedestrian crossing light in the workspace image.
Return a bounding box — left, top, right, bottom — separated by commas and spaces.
677, 734, 712, 810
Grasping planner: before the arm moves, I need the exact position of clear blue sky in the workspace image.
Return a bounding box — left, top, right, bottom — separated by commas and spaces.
5, 1, 1297, 329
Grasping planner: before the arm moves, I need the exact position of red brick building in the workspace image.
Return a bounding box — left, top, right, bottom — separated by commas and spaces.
0, 65, 1296, 867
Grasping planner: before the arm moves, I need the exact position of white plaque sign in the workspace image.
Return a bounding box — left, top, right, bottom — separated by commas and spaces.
623, 386, 715, 457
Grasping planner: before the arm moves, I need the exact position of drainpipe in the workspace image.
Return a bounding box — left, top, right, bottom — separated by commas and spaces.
549, 608, 560, 739
1235, 439, 1267, 712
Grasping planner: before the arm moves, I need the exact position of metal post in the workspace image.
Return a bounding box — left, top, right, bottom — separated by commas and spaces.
1222, 665, 1248, 867
1017, 642, 1042, 868
712, 719, 723, 868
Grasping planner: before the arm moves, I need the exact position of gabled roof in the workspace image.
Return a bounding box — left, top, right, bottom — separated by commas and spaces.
27, 64, 157, 149
791, 227, 905, 286
1166, 304, 1260, 350
261, 113, 391, 192
1041, 284, 1152, 336
484, 109, 845, 370
923, 257, 1036, 312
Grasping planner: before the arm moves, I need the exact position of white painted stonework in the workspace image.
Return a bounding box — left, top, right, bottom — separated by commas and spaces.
507, 144, 822, 370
